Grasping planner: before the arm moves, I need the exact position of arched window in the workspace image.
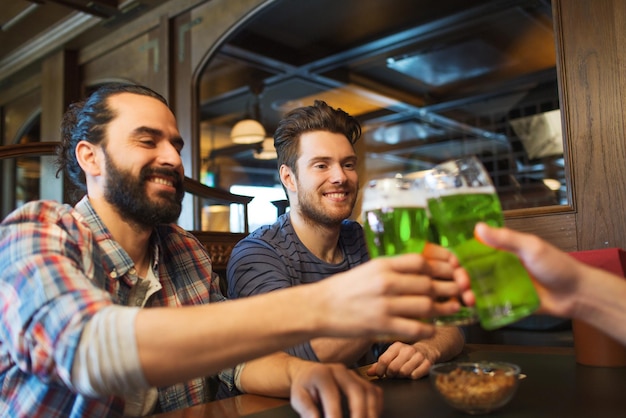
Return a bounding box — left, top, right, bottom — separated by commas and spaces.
197, 0, 565, 230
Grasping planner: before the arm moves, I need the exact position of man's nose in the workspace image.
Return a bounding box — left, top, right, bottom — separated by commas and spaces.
329, 165, 348, 183
158, 142, 183, 167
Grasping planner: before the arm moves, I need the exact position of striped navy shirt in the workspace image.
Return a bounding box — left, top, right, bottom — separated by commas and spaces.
227, 213, 373, 362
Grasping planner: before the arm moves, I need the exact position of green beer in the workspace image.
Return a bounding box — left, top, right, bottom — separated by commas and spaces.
363, 206, 430, 257
361, 177, 431, 258
427, 189, 540, 330
362, 176, 476, 326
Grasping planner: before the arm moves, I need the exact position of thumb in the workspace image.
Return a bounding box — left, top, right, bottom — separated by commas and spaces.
475, 222, 511, 251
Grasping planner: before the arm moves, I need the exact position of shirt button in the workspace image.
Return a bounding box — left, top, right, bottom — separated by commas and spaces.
129, 268, 136, 275
110, 271, 118, 279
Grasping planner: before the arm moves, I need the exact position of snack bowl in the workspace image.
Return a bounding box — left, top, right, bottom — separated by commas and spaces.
429, 361, 521, 415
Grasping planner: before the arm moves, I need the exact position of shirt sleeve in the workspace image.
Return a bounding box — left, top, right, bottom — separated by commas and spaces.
226, 238, 296, 299
0, 201, 114, 389
226, 238, 320, 362
71, 305, 148, 397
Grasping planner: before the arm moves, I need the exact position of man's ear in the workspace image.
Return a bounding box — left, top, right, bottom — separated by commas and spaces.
279, 164, 297, 193
75, 140, 102, 177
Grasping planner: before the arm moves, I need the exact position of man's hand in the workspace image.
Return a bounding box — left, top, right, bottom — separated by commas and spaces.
289, 362, 382, 418
317, 253, 462, 342
366, 341, 435, 380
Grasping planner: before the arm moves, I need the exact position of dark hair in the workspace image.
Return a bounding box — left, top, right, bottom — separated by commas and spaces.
55, 83, 168, 196
273, 100, 361, 176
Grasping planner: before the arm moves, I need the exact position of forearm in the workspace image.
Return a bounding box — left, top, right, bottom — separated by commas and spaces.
411, 326, 464, 363
573, 265, 626, 346
310, 337, 374, 365
237, 352, 299, 397
135, 288, 325, 386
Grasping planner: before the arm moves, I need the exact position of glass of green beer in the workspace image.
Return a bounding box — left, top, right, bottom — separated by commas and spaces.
361, 174, 477, 326
424, 156, 540, 330
361, 176, 430, 257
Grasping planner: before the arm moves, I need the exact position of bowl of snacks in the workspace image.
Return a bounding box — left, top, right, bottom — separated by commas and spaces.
429, 361, 521, 415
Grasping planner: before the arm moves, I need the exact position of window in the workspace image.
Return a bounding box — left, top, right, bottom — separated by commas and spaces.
230, 184, 286, 232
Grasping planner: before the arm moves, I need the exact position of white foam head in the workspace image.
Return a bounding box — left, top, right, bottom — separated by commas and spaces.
361, 177, 428, 212
433, 185, 496, 197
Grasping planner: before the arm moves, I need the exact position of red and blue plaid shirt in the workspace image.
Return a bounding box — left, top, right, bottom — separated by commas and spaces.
0, 197, 227, 417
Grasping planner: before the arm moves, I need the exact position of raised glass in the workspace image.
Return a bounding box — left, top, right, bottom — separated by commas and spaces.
425, 156, 540, 330
362, 176, 431, 257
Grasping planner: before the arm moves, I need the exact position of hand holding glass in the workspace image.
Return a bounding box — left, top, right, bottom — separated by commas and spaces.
424, 156, 540, 330
361, 176, 476, 326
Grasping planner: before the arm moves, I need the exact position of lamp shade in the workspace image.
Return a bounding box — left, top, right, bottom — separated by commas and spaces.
230, 119, 266, 144
254, 137, 277, 160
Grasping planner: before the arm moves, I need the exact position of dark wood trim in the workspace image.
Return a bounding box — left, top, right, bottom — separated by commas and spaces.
0, 142, 252, 204
0, 141, 58, 159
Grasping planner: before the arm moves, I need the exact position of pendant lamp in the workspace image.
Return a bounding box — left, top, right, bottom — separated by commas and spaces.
230, 119, 266, 144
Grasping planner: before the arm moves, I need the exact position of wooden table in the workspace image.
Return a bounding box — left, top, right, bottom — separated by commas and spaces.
151, 344, 626, 417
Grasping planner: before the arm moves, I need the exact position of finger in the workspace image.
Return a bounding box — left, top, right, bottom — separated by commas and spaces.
314, 378, 342, 418
422, 242, 453, 262
409, 361, 431, 379
380, 273, 436, 297
324, 367, 381, 418
365, 363, 378, 376
335, 372, 382, 418
432, 298, 462, 316
461, 289, 476, 307
431, 277, 462, 297
371, 343, 399, 377
475, 222, 524, 253
385, 351, 414, 378
382, 253, 427, 274
426, 259, 454, 279
290, 387, 321, 418
366, 384, 383, 418
385, 272, 460, 299
452, 267, 471, 290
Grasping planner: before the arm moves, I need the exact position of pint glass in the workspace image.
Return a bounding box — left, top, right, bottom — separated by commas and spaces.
362, 176, 430, 257
425, 156, 540, 330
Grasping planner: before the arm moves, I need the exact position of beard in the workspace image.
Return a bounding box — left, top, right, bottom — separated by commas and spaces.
102, 150, 184, 228
297, 183, 357, 228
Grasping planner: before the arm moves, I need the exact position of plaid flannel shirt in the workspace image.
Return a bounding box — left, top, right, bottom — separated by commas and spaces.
0, 197, 229, 417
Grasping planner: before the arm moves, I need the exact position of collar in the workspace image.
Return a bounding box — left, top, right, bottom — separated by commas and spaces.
74, 196, 161, 286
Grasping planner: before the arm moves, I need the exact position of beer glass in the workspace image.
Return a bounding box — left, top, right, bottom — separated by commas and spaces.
361, 175, 476, 326
362, 176, 430, 257
424, 156, 540, 330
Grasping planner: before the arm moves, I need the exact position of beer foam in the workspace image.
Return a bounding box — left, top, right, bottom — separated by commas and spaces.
361, 187, 427, 211
431, 185, 495, 197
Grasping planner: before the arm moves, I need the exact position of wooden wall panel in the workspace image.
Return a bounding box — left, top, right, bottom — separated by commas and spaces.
505, 213, 578, 252
555, 0, 626, 251
81, 30, 161, 93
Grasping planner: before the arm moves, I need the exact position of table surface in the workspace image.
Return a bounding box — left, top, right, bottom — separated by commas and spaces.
151, 344, 626, 418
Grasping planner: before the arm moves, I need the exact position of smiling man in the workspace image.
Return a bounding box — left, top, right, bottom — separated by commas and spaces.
225, 100, 465, 397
